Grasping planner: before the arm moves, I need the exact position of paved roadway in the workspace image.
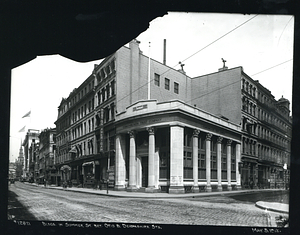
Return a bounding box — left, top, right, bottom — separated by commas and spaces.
7, 182, 275, 227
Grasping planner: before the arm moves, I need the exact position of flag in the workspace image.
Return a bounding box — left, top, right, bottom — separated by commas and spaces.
22, 111, 31, 118
18, 126, 26, 132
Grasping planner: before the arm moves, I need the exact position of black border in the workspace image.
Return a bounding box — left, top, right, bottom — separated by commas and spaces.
1, 1, 298, 234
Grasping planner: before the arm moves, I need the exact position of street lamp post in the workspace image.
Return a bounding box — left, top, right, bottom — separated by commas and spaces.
283, 163, 287, 190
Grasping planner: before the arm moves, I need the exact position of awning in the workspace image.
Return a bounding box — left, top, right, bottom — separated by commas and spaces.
82, 161, 94, 167
69, 146, 77, 153
60, 165, 71, 171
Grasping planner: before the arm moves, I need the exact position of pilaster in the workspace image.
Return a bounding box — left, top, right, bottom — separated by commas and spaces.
169, 125, 185, 194
235, 143, 242, 190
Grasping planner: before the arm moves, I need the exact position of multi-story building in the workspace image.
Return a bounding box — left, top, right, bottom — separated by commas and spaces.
55, 39, 242, 193
191, 66, 292, 189
22, 129, 40, 181
38, 128, 57, 185
55, 74, 98, 187
29, 141, 39, 183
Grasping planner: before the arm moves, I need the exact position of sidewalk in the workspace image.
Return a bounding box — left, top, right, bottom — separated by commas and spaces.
24, 182, 287, 200
256, 201, 289, 214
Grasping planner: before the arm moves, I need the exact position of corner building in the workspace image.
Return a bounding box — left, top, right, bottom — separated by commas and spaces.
56, 39, 242, 193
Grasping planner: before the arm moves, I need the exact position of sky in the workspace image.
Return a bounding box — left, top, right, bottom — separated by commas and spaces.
9, 12, 294, 162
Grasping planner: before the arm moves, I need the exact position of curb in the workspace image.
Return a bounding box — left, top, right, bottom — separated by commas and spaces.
255, 201, 289, 214
22, 182, 287, 199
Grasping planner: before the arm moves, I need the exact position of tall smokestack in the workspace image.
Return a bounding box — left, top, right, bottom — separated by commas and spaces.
163, 39, 166, 65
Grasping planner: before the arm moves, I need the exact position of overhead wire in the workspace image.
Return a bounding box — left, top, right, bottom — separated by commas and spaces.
116, 14, 259, 104
251, 59, 293, 77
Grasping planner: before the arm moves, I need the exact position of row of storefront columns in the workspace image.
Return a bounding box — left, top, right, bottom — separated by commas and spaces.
115, 126, 241, 193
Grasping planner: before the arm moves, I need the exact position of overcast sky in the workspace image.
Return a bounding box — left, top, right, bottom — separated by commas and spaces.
9, 12, 294, 162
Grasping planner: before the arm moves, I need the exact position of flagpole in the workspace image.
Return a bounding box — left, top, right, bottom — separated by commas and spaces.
29, 109, 31, 130
148, 42, 151, 100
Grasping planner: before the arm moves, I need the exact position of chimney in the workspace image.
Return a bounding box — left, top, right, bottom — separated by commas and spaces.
163, 39, 166, 65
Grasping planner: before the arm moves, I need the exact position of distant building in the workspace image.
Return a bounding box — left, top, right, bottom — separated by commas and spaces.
38, 128, 57, 185
191, 66, 292, 189
22, 129, 40, 180
8, 162, 16, 180
55, 39, 242, 193
15, 143, 24, 179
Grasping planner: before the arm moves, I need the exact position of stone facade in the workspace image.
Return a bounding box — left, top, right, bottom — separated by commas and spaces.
114, 100, 241, 193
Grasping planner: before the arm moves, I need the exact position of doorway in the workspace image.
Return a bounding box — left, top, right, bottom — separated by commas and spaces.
141, 156, 148, 187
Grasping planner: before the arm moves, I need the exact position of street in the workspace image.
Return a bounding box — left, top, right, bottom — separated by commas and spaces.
7, 182, 276, 227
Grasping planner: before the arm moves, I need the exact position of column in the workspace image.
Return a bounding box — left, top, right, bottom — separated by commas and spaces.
146, 127, 158, 192
127, 131, 137, 191
227, 139, 232, 191
154, 148, 159, 189
192, 129, 200, 193
217, 136, 223, 191
169, 125, 185, 194
115, 134, 126, 190
205, 133, 212, 192
235, 143, 242, 189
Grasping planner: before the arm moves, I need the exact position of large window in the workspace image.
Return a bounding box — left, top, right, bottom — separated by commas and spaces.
106, 85, 110, 99
159, 151, 169, 179
165, 78, 170, 90
198, 153, 206, 179
154, 73, 160, 86
184, 151, 193, 179
184, 128, 192, 147
111, 80, 115, 95
211, 155, 217, 179
174, 82, 179, 94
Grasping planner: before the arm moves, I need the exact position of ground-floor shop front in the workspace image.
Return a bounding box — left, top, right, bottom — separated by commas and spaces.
240, 158, 288, 189
56, 153, 115, 189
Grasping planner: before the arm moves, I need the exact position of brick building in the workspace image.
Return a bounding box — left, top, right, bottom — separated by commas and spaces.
191, 66, 292, 189
55, 39, 242, 193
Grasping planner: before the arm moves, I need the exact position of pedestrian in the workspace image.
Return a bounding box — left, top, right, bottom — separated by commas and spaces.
249, 180, 253, 189
106, 179, 109, 194
99, 179, 103, 190
93, 179, 98, 190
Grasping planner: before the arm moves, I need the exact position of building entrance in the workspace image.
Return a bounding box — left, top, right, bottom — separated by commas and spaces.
141, 156, 148, 187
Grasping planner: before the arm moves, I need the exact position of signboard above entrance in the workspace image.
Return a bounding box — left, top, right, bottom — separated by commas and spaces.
133, 104, 147, 112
